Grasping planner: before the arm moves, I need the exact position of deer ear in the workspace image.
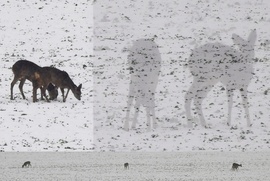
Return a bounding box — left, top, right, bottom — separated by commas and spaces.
232, 34, 245, 45
78, 84, 82, 90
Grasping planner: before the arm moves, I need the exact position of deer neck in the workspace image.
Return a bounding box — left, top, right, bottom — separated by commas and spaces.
61, 77, 77, 91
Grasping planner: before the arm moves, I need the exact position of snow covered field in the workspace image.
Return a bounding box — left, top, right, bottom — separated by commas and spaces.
1, 152, 269, 180
0, 0, 93, 151
94, 0, 270, 151
0, 0, 270, 180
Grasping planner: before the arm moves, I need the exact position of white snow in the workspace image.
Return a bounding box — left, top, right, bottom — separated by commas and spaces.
1, 152, 270, 180
0, 0, 270, 179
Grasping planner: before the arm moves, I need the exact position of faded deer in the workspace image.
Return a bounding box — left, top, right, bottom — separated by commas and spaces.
34, 66, 82, 102
185, 29, 257, 128
231, 163, 242, 171
11, 60, 58, 102
22, 161, 31, 168
123, 38, 161, 131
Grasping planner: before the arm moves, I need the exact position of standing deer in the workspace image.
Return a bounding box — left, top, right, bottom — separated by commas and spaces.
231, 163, 242, 171
10, 60, 58, 102
22, 161, 31, 168
124, 162, 129, 169
123, 38, 161, 131
185, 29, 257, 128
34, 66, 82, 102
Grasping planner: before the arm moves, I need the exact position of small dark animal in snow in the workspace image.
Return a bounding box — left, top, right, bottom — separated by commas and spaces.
231, 163, 242, 171
22, 161, 31, 168
124, 162, 129, 169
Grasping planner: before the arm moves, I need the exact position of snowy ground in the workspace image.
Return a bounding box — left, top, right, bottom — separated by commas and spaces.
1, 0, 270, 179
94, 0, 270, 151
0, 152, 269, 180
0, 0, 93, 151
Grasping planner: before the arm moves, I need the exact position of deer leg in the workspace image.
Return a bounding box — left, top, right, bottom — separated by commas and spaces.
40, 87, 44, 100
240, 88, 251, 127
10, 77, 19, 100
60, 88, 65, 102
42, 87, 50, 100
41, 86, 50, 102
124, 95, 133, 131
194, 95, 207, 127
148, 97, 157, 130
195, 82, 215, 128
195, 83, 213, 127
146, 107, 152, 131
63, 89, 70, 102
18, 79, 26, 99
40, 86, 50, 100
226, 89, 234, 126
151, 105, 157, 129
32, 81, 38, 103
124, 84, 135, 131
185, 82, 196, 128
131, 100, 140, 129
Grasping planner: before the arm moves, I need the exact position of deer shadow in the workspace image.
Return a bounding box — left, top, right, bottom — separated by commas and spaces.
185, 29, 257, 128
123, 38, 161, 131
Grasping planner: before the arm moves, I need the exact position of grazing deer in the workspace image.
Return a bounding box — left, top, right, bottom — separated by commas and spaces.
34, 66, 82, 102
10, 60, 58, 102
185, 29, 257, 128
123, 38, 161, 131
124, 162, 129, 169
22, 161, 31, 168
231, 163, 242, 171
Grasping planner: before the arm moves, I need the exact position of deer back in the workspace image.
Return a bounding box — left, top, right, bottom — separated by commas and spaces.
188, 30, 256, 89
188, 43, 238, 81
12, 60, 42, 82
41, 67, 76, 89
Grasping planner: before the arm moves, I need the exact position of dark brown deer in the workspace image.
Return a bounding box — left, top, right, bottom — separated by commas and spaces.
34, 66, 82, 102
11, 60, 58, 102
124, 162, 129, 169
231, 163, 242, 171
22, 161, 31, 168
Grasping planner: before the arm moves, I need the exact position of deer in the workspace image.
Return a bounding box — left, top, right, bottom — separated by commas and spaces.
34, 66, 82, 102
123, 38, 161, 131
185, 29, 257, 128
22, 161, 31, 168
231, 163, 242, 171
47, 82, 58, 100
10, 60, 58, 102
124, 162, 129, 169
